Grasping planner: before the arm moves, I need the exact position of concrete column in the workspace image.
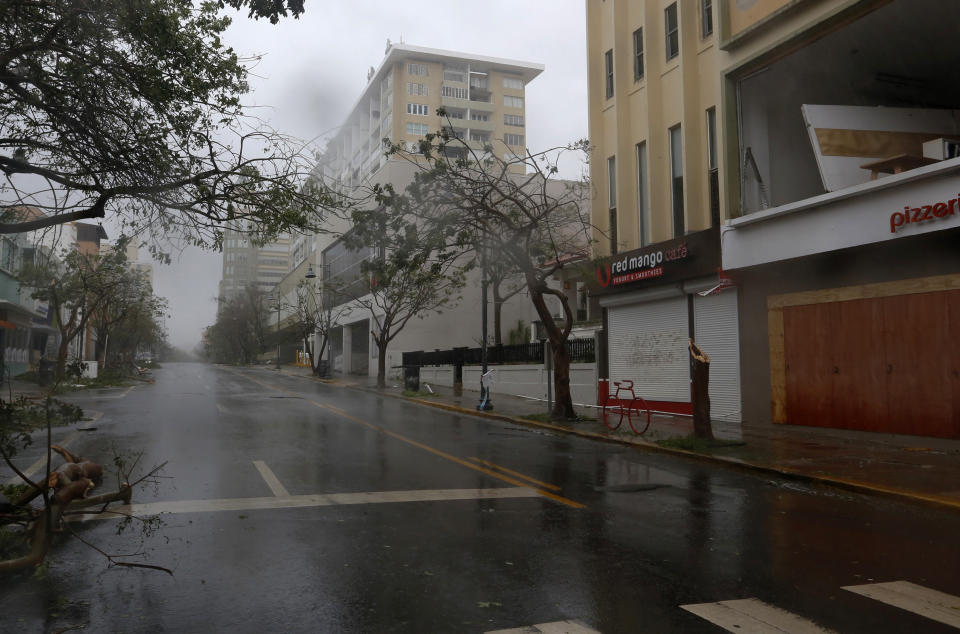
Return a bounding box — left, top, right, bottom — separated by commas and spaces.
342, 324, 353, 374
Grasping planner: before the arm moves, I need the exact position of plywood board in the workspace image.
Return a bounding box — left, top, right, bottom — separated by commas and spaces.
802, 104, 960, 191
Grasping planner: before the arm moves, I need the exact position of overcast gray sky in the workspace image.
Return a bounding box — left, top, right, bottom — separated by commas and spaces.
153, 0, 588, 351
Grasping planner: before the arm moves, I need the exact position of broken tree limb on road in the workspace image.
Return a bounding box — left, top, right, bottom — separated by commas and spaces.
689, 339, 715, 440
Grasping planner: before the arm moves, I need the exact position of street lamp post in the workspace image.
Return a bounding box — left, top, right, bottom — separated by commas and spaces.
477, 245, 493, 411
305, 265, 318, 375
269, 292, 280, 370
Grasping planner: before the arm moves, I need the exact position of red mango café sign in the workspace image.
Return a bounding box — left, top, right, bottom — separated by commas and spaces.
596, 243, 689, 287
889, 195, 960, 233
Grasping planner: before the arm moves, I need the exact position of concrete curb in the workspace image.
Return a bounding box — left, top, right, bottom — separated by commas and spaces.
276, 369, 960, 512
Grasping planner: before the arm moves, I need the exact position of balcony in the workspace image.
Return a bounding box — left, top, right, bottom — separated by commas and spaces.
466, 118, 494, 133
441, 95, 468, 109
468, 99, 494, 112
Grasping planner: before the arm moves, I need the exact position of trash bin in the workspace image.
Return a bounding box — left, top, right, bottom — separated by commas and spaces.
403, 365, 420, 392
38, 358, 53, 387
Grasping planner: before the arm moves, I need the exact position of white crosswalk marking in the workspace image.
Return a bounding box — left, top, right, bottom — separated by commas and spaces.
69, 487, 541, 520
680, 598, 836, 633
843, 580, 960, 629
486, 620, 600, 634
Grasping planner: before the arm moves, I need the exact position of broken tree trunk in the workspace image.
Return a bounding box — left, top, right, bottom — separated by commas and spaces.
689, 339, 715, 440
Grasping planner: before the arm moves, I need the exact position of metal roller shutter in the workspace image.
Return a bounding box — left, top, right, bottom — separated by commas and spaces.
607, 297, 689, 402
694, 290, 741, 423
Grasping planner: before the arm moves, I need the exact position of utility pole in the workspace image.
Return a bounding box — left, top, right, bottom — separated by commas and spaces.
275, 298, 281, 370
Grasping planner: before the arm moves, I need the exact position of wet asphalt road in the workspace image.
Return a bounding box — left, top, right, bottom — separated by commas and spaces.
1, 363, 959, 633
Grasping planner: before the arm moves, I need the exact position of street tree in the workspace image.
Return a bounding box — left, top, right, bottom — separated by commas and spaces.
341, 195, 467, 388
286, 279, 343, 377
205, 284, 268, 364
99, 292, 169, 369
20, 244, 145, 379
384, 120, 591, 419
0, 0, 334, 248
87, 252, 159, 368
485, 251, 527, 345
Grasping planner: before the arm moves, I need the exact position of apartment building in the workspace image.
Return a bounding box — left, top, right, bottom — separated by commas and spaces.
588, 0, 960, 438
316, 42, 552, 378
322, 41, 542, 192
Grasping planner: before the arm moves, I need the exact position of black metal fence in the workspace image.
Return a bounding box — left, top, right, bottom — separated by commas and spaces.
403, 338, 595, 368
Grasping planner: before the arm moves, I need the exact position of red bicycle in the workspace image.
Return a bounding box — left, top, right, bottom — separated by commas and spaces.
601, 379, 651, 435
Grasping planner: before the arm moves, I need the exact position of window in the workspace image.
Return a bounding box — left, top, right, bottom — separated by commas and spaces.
407, 82, 428, 96
504, 95, 524, 109
503, 76, 524, 90
446, 109, 465, 119
636, 142, 649, 246
470, 131, 490, 143
469, 76, 489, 91
701, 0, 713, 38
443, 69, 465, 83
470, 112, 489, 122
408, 62, 428, 76
604, 49, 614, 98
504, 133, 524, 146
406, 122, 429, 136
669, 125, 684, 237
706, 107, 719, 225
706, 107, 717, 170
665, 3, 679, 61
504, 114, 524, 127
406, 103, 429, 116
441, 85, 468, 99
1, 238, 17, 271
632, 28, 644, 80
608, 156, 617, 254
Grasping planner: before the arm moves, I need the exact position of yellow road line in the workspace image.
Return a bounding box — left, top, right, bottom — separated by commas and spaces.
230, 369, 585, 509
468, 457, 562, 491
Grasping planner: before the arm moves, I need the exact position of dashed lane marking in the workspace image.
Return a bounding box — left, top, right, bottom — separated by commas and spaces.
469, 457, 562, 491
486, 620, 601, 633
253, 460, 290, 497
843, 581, 960, 629
70, 487, 540, 520
680, 598, 837, 633
230, 369, 586, 510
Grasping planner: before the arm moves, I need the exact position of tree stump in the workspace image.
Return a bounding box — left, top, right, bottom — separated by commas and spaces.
689, 339, 714, 440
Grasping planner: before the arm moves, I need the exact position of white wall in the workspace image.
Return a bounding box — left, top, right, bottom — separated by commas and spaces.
418, 362, 598, 406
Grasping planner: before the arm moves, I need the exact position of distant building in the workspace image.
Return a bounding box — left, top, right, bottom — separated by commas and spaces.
101, 240, 154, 288
217, 226, 291, 311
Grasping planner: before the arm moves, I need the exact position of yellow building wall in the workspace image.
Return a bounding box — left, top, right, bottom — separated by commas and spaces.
725, 0, 800, 39
587, 0, 879, 255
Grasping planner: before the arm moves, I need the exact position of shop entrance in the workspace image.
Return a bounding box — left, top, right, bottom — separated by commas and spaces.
783, 289, 960, 438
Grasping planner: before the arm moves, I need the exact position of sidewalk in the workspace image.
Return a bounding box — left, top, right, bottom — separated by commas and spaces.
278, 365, 960, 511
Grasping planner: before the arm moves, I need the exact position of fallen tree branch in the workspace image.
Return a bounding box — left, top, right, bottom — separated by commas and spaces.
64, 523, 173, 576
